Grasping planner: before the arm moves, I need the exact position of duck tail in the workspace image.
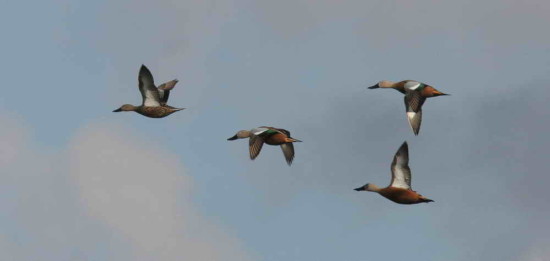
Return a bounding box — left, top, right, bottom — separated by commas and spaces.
421, 197, 434, 203
289, 137, 302, 142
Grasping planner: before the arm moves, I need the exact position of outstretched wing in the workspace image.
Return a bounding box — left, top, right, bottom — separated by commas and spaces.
390, 142, 412, 189
249, 135, 264, 160
280, 143, 295, 166
157, 79, 178, 105
138, 65, 161, 107
404, 91, 426, 136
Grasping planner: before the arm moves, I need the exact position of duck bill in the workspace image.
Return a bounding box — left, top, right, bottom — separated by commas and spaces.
354, 187, 365, 191
367, 84, 379, 89
113, 108, 122, 112
227, 135, 238, 141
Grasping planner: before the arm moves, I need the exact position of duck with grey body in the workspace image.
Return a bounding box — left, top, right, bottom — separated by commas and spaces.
113, 65, 185, 118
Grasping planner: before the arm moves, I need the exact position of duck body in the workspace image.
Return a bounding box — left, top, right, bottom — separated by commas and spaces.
228, 126, 301, 166
263, 134, 288, 145
378, 187, 432, 205
136, 105, 184, 118
113, 65, 184, 118
354, 142, 434, 205
369, 80, 446, 98
259, 128, 291, 145
368, 80, 448, 135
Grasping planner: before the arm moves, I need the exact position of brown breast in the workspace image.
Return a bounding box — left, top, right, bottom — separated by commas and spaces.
379, 187, 423, 205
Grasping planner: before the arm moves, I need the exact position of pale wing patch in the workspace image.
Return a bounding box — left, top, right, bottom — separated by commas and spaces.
404, 91, 425, 136
390, 142, 411, 189
407, 111, 422, 136
139, 65, 161, 107
251, 127, 270, 136
404, 81, 421, 90
391, 167, 411, 189
142, 89, 161, 107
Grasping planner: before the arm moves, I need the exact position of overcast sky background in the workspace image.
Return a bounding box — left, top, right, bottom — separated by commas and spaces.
1, 0, 549, 260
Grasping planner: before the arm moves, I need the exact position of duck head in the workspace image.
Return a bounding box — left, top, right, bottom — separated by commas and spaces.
113, 104, 137, 112
368, 80, 394, 89
227, 130, 252, 140
354, 183, 381, 192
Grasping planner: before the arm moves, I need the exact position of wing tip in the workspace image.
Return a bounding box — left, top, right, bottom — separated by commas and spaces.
285, 157, 294, 166
397, 141, 409, 157
139, 65, 150, 78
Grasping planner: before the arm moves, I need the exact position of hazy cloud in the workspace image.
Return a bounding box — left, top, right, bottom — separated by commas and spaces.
6, 0, 549, 260
0, 114, 253, 261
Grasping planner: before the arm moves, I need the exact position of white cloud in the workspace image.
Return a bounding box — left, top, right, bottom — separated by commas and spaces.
0, 114, 254, 261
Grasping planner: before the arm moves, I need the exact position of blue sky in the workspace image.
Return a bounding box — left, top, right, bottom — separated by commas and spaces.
1, 0, 549, 260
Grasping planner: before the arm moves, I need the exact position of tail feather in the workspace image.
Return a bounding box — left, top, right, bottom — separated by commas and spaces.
422, 198, 434, 203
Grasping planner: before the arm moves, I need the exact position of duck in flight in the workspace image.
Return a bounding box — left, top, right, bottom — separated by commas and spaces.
228, 127, 302, 166
354, 141, 433, 204
113, 65, 184, 118
368, 80, 448, 135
